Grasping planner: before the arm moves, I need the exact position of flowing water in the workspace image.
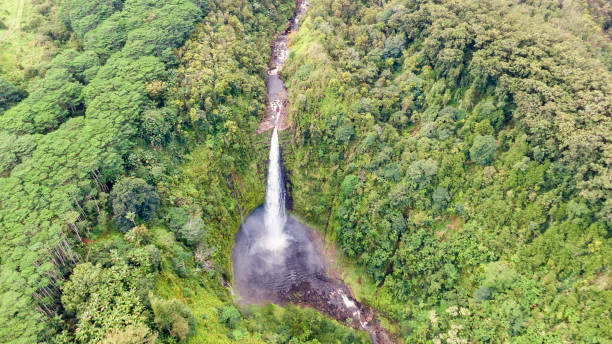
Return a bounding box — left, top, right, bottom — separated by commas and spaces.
232, 1, 393, 343
261, 127, 288, 252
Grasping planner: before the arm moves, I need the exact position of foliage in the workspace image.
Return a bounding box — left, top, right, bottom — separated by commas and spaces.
0, 132, 37, 176
102, 324, 158, 344
58, 0, 121, 38
164, 207, 206, 247
61, 262, 153, 344
2, 0, 357, 343
219, 305, 241, 329
0, 0, 67, 84
2, 0, 611, 343
110, 177, 160, 232
162, 0, 296, 276
240, 304, 371, 344
0, 0, 206, 341
179, 215, 206, 247
1, 67, 83, 134
0, 77, 23, 111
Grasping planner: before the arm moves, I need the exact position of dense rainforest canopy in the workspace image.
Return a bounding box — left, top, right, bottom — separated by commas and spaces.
282, 0, 611, 342
0, 0, 610, 343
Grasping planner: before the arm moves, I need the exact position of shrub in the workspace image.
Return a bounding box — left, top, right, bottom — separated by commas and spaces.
102, 324, 157, 344
340, 175, 360, 197
151, 297, 196, 341
219, 305, 241, 329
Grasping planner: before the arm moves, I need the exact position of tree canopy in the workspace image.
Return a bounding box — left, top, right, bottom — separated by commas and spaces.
110, 177, 160, 232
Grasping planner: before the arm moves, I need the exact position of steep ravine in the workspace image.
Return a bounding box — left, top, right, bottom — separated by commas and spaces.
231, 1, 395, 343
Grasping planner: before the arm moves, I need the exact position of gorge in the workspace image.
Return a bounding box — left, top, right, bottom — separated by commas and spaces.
231, 1, 392, 342
1, 0, 610, 342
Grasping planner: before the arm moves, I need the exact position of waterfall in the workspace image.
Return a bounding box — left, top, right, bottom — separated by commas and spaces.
262, 126, 287, 251
252, 0, 311, 253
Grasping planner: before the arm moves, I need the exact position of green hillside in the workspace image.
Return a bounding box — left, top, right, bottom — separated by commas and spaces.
282, 0, 611, 342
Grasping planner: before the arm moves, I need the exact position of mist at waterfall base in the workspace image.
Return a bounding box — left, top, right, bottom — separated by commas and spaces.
232, 128, 327, 303
232, 206, 327, 303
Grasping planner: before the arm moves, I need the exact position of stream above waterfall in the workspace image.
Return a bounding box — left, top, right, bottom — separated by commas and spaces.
231, 1, 394, 343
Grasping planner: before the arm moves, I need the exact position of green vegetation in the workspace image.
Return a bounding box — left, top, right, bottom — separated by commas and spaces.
469, 135, 496, 166
282, 0, 611, 343
151, 296, 197, 341
1, 0, 610, 343
1, 0, 206, 340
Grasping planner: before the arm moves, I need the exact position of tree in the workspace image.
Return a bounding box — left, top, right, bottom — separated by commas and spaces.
47, 49, 101, 84
1, 68, 83, 134
165, 207, 188, 232
140, 108, 173, 146
165, 207, 206, 246
85, 16, 127, 61
219, 305, 241, 329
61, 263, 151, 344
335, 122, 355, 144
179, 215, 206, 246
59, 0, 121, 37
432, 186, 449, 208
381, 34, 405, 59
470, 135, 496, 166
407, 159, 439, 189
0, 133, 37, 175
0, 77, 23, 111
110, 177, 159, 232
0, 0, 206, 342
119, 2, 202, 64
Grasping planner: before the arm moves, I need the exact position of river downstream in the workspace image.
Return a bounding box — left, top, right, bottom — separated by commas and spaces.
232, 1, 393, 343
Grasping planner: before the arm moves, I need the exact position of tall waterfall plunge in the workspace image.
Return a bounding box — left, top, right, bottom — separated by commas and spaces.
261, 127, 288, 252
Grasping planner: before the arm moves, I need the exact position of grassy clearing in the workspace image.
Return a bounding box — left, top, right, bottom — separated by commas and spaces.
0, 0, 56, 84
0, 0, 24, 32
